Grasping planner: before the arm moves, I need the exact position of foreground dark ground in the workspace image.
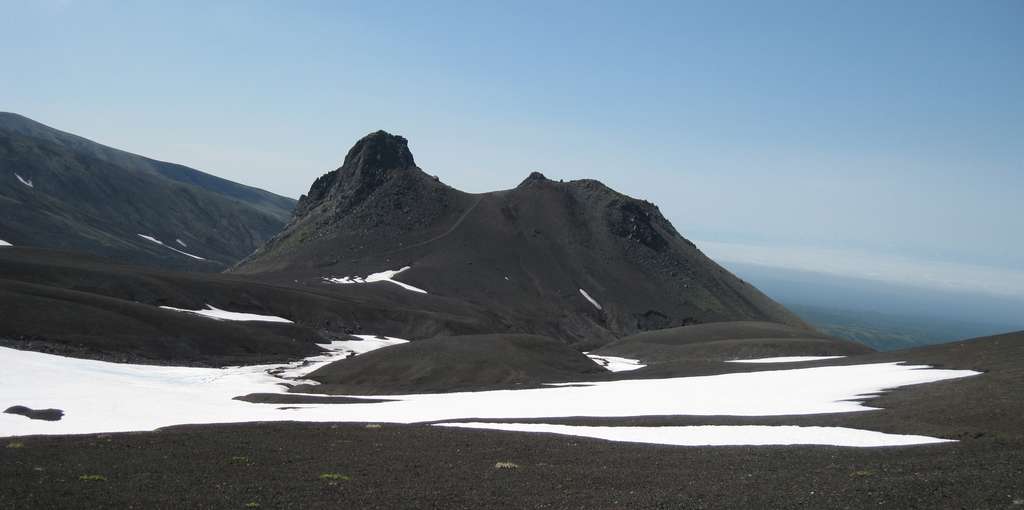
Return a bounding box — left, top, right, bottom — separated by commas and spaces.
2, 422, 1022, 509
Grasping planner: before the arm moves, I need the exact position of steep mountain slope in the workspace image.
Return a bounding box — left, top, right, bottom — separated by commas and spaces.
235, 130, 810, 347
0, 113, 295, 270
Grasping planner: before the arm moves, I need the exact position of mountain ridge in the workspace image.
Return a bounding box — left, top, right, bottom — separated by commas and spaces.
235, 130, 811, 347
0, 112, 294, 221
0, 113, 296, 270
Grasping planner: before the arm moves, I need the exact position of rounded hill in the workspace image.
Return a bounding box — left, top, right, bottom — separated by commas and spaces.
593, 321, 874, 363
301, 334, 607, 394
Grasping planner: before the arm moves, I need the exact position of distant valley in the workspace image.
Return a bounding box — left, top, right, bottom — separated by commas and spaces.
785, 303, 1020, 351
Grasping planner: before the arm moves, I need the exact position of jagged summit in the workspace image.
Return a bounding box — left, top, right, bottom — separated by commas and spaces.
293, 130, 428, 219
342, 130, 416, 171
519, 171, 548, 186
235, 131, 811, 346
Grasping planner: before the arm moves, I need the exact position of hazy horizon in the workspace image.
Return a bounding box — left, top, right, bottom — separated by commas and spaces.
3, 1, 1020, 301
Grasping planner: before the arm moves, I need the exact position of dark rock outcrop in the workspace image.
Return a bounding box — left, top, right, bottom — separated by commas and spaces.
4, 405, 64, 421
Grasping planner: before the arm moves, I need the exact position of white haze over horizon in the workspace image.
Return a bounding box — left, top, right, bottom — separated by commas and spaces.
696, 240, 1024, 300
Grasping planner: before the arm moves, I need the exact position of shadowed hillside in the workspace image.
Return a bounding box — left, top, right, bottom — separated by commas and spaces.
0, 113, 295, 270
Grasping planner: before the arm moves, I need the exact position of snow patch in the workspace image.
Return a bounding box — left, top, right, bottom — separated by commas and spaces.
434, 422, 955, 447
728, 356, 847, 364
586, 353, 645, 372
159, 304, 293, 323
0, 346, 980, 439
175, 238, 187, 247
0, 240, 11, 247
267, 335, 408, 382
137, 234, 206, 261
323, 266, 428, 294
579, 289, 602, 310
14, 173, 33, 188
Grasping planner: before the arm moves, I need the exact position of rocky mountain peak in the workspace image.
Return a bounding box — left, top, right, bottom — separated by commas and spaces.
342, 130, 416, 171
294, 130, 419, 217
236, 130, 810, 339
515, 171, 549, 189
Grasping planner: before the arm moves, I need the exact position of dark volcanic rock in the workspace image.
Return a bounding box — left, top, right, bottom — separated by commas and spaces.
4, 405, 64, 421
517, 171, 549, 186
294, 130, 417, 218
301, 334, 607, 394
234, 130, 814, 349
242, 130, 466, 274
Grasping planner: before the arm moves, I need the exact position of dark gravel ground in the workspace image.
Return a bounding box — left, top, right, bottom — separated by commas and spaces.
1, 422, 1022, 509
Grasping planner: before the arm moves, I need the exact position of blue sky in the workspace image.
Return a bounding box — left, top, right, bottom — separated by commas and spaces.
2, 1, 1021, 297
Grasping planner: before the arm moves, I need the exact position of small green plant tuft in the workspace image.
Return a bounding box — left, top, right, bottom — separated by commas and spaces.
850, 470, 874, 477
364, 423, 382, 429
230, 456, 250, 464
319, 473, 350, 481
79, 474, 107, 482
245, 502, 261, 508
6, 441, 24, 449
494, 462, 520, 470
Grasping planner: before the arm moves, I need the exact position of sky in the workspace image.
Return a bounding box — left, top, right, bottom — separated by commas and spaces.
1, 0, 1021, 301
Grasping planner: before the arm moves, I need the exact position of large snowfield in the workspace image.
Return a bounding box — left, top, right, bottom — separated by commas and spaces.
0, 337, 979, 446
